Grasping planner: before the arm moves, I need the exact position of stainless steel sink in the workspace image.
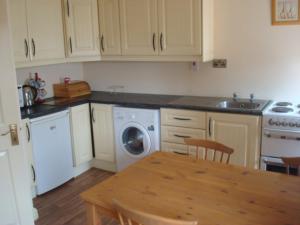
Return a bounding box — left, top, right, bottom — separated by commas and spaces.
217, 100, 261, 110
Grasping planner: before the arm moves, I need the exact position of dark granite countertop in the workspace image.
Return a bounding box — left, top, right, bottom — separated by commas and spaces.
21, 91, 271, 119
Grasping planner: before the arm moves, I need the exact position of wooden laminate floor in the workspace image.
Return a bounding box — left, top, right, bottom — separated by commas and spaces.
34, 168, 119, 225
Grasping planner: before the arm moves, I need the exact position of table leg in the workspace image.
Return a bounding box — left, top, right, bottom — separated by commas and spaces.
86, 202, 101, 225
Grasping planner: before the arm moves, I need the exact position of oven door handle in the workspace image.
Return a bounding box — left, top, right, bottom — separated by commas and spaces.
263, 129, 300, 141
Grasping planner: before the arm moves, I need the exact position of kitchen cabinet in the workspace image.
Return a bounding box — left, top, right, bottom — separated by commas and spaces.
119, 0, 158, 56
161, 109, 206, 155
91, 104, 115, 163
70, 104, 93, 166
207, 112, 261, 169
98, 0, 121, 56
20, 119, 36, 197
158, 0, 201, 56
64, 0, 100, 58
10, 0, 65, 66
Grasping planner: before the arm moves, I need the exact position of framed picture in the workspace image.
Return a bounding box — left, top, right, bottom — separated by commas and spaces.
272, 0, 300, 25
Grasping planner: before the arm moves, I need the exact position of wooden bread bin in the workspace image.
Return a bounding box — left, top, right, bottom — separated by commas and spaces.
53, 81, 91, 98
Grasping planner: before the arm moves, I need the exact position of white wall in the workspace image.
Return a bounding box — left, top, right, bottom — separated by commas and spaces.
16, 63, 84, 98
84, 0, 300, 102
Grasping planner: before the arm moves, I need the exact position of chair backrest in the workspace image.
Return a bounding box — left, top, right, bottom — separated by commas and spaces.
184, 139, 234, 164
281, 157, 300, 176
113, 199, 198, 225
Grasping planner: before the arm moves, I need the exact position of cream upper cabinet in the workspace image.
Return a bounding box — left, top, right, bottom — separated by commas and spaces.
158, 0, 201, 56
119, 0, 158, 56
91, 104, 115, 162
9, 0, 30, 64
98, 0, 121, 55
70, 104, 93, 166
9, 0, 65, 65
207, 113, 262, 169
64, 0, 100, 58
26, 0, 65, 61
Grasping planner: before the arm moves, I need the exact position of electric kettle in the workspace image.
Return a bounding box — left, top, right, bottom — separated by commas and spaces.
23, 85, 37, 107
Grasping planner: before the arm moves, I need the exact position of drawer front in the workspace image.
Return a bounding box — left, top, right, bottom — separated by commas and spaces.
161, 108, 206, 129
161, 126, 206, 144
161, 142, 197, 156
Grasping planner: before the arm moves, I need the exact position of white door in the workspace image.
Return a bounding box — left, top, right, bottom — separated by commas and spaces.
65, 0, 100, 58
9, 0, 30, 64
98, 0, 121, 56
119, 0, 158, 55
26, 0, 65, 61
158, 0, 201, 55
0, 0, 34, 224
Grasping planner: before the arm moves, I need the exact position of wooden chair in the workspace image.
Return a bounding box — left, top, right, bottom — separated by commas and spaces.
281, 157, 300, 176
184, 139, 234, 164
113, 199, 198, 225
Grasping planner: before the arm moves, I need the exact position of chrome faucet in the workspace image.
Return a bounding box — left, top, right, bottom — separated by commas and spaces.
250, 93, 254, 103
233, 92, 238, 101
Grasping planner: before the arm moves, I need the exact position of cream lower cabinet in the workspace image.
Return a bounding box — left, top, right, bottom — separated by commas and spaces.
70, 104, 93, 166
10, 0, 65, 66
207, 113, 262, 169
21, 119, 36, 197
161, 109, 206, 155
64, 0, 100, 58
91, 104, 115, 163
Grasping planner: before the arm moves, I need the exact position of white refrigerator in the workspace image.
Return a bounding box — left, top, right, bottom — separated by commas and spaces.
30, 110, 74, 195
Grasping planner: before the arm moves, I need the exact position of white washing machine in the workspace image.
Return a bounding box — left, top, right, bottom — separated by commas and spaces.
113, 107, 160, 171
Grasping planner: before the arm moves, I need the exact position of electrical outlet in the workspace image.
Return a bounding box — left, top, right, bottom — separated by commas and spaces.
213, 59, 227, 68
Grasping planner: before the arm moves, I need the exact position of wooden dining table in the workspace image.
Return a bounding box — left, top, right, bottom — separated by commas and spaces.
81, 152, 300, 225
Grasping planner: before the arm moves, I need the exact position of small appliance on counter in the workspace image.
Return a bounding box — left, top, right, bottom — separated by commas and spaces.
53, 81, 91, 98
22, 85, 37, 107
18, 85, 24, 108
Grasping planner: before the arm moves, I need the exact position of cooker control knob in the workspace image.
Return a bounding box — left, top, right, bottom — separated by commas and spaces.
268, 119, 275, 126
289, 122, 296, 127
296, 123, 300, 128
281, 122, 288, 127
275, 121, 281, 126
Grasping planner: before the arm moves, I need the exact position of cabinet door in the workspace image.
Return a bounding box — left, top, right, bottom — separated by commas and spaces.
9, 0, 30, 64
26, 0, 65, 61
70, 104, 93, 166
207, 113, 261, 169
65, 0, 100, 57
158, 0, 201, 55
98, 0, 121, 55
91, 104, 115, 162
119, 0, 158, 55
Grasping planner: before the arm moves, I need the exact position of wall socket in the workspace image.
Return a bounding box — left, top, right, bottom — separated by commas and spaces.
213, 59, 227, 68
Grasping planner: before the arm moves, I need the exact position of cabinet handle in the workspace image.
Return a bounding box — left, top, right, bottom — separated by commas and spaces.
173, 117, 191, 121
26, 123, 30, 142
91, 108, 95, 123
174, 134, 191, 139
24, 39, 29, 58
31, 165, 36, 182
69, 37, 73, 54
100, 35, 104, 52
152, 33, 156, 51
31, 38, 36, 57
208, 118, 212, 137
67, 0, 70, 17
160, 33, 164, 51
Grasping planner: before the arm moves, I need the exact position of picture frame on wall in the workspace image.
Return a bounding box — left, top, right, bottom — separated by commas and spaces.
272, 0, 300, 25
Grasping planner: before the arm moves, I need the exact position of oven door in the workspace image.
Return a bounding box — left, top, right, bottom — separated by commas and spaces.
261, 156, 299, 175
262, 128, 300, 157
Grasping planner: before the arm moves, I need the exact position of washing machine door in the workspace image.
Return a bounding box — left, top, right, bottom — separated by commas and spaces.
120, 122, 151, 158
